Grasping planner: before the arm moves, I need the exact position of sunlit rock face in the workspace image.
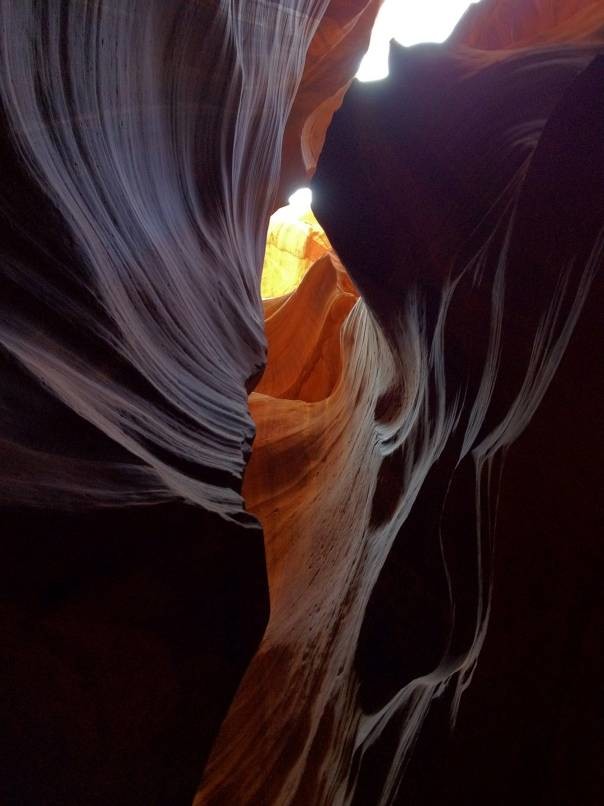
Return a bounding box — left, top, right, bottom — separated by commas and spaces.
1, 1, 603, 805
261, 195, 332, 299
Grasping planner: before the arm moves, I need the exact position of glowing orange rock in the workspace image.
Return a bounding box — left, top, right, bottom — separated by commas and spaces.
452, 0, 604, 48
261, 200, 332, 299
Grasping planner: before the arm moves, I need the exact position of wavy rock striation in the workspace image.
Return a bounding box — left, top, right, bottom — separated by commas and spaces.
1, 0, 602, 804
0, 1, 378, 803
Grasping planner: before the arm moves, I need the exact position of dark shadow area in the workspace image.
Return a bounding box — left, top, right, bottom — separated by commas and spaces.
395, 253, 603, 806
0, 502, 269, 806
357, 453, 458, 714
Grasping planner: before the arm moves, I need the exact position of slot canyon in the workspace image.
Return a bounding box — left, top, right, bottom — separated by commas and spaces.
0, 1, 603, 804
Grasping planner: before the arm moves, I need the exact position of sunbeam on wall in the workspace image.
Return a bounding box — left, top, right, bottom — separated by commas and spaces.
357, 0, 482, 81
260, 188, 331, 299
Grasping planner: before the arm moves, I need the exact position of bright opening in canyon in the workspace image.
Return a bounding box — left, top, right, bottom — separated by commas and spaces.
357, 0, 482, 81
262, 0, 485, 301
261, 187, 332, 299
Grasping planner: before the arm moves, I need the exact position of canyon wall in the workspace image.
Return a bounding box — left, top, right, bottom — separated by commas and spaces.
0, 1, 602, 804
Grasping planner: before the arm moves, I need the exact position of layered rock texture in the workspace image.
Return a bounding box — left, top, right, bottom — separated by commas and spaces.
1, 1, 603, 805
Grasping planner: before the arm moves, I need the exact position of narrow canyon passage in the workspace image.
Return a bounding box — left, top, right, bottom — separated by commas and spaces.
0, 1, 603, 805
